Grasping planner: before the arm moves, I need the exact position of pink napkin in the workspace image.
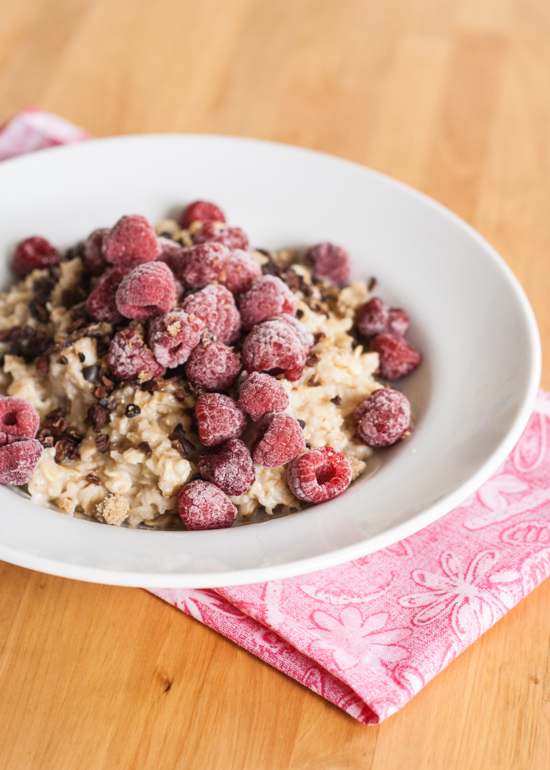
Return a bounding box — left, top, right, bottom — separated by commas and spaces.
2, 110, 548, 725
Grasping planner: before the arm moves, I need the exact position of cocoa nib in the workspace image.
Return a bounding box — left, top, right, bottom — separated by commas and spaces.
95, 434, 110, 453
87, 404, 108, 432
42, 408, 68, 436
85, 474, 101, 485
99, 396, 118, 412
137, 441, 152, 456
331, 394, 342, 405
306, 354, 320, 367
82, 364, 100, 383
175, 437, 196, 458
55, 438, 79, 463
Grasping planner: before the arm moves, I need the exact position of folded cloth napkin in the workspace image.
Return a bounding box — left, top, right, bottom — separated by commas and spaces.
2, 109, 548, 725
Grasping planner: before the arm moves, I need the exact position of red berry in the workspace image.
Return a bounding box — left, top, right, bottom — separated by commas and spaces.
252, 412, 305, 467
12, 237, 59, 279
198, 438, 255, 496
157, 236, 188, 281
179, 200, 226, 229
0, 397, 39, 441
86, 267, 127, 323
181, 284, 241, 343
356, 297, 389, 338
115, 262, 175, 320
242, 319, 306, 381
178, 480, 237, 530
239, 275, 297, 329
237, 372, 289, 421
108, 325, 166, 381
304, 242, 351, 285
193, 221, 249, 251
180, 242, 230, 288
195, 393, 247, 446
222, 249, 262, 294
287, 447, 352, 503
354, 388, 411, 447
371, 333, 421, 380
185, 341, 241, 392
104, 215, 161, 269
268, 313, 314, 353
148, 310, 204, 368
84, 228, 109, 276
387, 308, 409, 337
0, 439, 43, 486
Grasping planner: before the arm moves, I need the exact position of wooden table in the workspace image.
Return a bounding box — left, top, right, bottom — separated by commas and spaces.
1, 1, 550, 767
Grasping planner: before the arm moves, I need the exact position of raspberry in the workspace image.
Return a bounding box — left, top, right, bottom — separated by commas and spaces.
148, 310, 204, 368
242, 319, 306, 381
86, 267, 127, 323
287, 447, 352, 503
198, 438, 255, 496
104, 215, 161, 268
108, 325, 166, 381
237, 372, 289, 421
304, 242, 351, 285
181, 284, 241, 344
12, 237, 60, 279
179, 200, 226, 229
181, 242, 230, 288
387, 308, 409, 337
0, 397, 39, 441
185, 341, 241, 391
252, 412, 305, 467
356, 297, 389, 338
268, 313, 314, 353
222, 249, 262, 294
371, 333, 421, 380
157, 236, 187, 280
354, 388, 411, 447
0, 439, 43, 486
115, 262, 175, 320
195, 393, 247, 446
193, 221, 249, 251
84, 228, 109, 275
178, 479, 237, 530
239, 276, 297, 329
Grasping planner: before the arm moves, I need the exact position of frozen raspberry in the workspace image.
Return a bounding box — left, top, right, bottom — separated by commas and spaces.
222, 249, 262, 294
237, 372, 289, 421
304, 242, 351, 286
287, 447, 352, 503
84, 228, 110, 275
268, 313, 314, 353
157, 236, 187, 275
115, 262, 175, 320
108, 325, 166, 381
198, 438, 255, 496
181, 284, 240, 343
242, 319, 306, 381
387, 308, 409, 337
193, 221, 249, 251
185, 341, 241, 391
0, 397, 39, 441
179, 200, 226, 229
354, 388, 411, 447
148, 310, 204, 368
252, 412, 305, 467
178, 479, 237, 530
195, 393, 247, 446
86, 266, 127, 323
104, 215, 161, 268
239, 276, 297, 329
0, 439, 43, 486
12, 237, 60, 279
180, 242, 230, 288
356, 297, 389, 338
371, 333, 421, 380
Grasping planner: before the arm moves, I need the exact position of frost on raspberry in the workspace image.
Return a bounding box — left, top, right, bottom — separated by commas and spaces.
252, 412, 305, 467
287, 447, 352, 504
86, 266, 127, 323
180, 242, 230, 288
356, 297, 389, 339
0, 439, 43, 486
193, 221, 249, 251
237, 372, 289, 421
0, 397, 40, 442
198, 438, 255, 496
304, 242, 351, 286
242, 319, 306, 381
84, 228, 110, 276
108, 325, 166, 381
148, 310, 204, 368
185, 341, 241, 391
179, 200, 226, 229
267, 313, 314, 353
371, 333, 421, 380
115, 261, 175, 320
195, 393, 247, 446
12, 237, 60, 279
181, 284, 241, 343
239, 275, 297, 329
222, 249, 262, 294
178, 479, 237, 530
103, 214, 161, 268
354, 388, 411, 447
387, 308, 409, 337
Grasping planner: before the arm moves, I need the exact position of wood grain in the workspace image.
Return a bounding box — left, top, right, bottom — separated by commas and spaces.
1, 0, 550, 767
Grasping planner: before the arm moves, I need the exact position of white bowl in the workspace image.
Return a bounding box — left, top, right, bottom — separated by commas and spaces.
0, 135, 540, 587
